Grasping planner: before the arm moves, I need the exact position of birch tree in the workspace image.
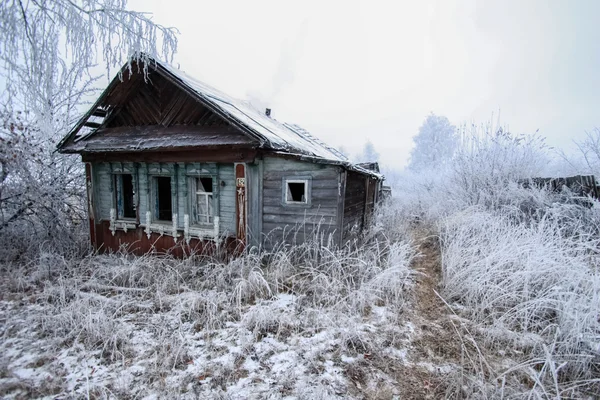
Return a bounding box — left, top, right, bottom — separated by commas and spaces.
0, 0, 178, 256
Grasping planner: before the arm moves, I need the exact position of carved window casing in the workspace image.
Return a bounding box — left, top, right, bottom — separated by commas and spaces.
109, 163, 138, 235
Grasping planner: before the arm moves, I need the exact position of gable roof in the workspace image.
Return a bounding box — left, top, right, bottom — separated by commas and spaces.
58, 57, 381, 178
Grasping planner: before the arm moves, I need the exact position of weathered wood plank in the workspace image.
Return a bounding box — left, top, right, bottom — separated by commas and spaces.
246, 161, 263, 248
82, 149, 257, 163
262, 222, 338, 235
263, 206, 337, 217
262, 179, 338, 190
263, 169, 338, 181
262, 187, 339, 201
336, 170, 346, 246
262, 196, 338, 208
262, 214, 336, 225
263, 157, 333, 172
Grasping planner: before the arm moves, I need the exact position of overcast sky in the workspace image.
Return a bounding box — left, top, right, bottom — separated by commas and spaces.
129, 0, 600, 169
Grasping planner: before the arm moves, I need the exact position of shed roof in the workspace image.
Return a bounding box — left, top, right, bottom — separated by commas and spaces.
58, 57, 382, 178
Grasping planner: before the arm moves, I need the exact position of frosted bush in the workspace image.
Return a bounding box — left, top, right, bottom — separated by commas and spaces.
440, 205, 600, 389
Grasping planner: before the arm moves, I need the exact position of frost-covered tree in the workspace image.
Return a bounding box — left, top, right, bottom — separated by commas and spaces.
408, 114, 457, 172
359, 140, 380, 163
0, 0, 178, 257
0, 111, 83, 241
571, 128, 600, 177
451, 124, 549, 206
1, 0, 178, 118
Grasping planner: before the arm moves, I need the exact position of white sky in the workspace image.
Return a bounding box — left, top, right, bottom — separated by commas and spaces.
128, 0, 600, 169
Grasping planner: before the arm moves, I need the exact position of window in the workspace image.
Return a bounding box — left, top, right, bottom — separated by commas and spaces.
285, 179, 309, 204
193, 177, 213, 225
114, 174, 136, 219
154, 176, 172, 221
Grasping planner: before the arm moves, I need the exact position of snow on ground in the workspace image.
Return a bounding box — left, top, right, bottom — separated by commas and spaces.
1, 227, 454, 399
4, 190, 598, 399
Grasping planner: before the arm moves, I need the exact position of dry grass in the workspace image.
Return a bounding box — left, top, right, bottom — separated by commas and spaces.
0, 204, 420, 399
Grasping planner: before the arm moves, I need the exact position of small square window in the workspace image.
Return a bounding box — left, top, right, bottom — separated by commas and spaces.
114, 174, 136, 219
285, 180, 308, 204
154, 176, 172, 222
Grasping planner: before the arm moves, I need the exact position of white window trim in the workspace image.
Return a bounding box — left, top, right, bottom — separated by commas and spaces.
183, 175, 219, 243
184, 214, 220, 244
109, 171, 137, 236
282, 177, 312, 207
193, 177, 214, 226
113, 173, 137, 220
141, 174, 180, 242
109, 208, 138, 236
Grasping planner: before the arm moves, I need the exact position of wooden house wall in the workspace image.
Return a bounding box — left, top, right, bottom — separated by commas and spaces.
343, 170, 374, 242
246, 161, 264, 249
261, 156, 342, 249
92, 161, 236, 236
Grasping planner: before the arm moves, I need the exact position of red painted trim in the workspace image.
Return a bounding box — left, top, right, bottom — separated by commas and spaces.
235, 163, 247, 247
94, 221, 241, 258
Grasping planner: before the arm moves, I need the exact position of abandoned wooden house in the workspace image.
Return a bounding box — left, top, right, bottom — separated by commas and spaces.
57, 58, 383, 255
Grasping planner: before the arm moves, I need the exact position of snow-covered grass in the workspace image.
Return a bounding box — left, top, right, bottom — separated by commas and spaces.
0, 210, 417, 399
439, 201, 600, 397
391, 126, 600, 398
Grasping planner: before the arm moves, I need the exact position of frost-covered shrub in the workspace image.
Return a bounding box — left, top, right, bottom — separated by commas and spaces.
440, 206, 600, 389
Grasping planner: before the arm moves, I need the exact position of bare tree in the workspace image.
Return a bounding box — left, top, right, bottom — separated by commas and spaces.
1, 0, 178, 118
0, 0, 178, 258
570, 128, 600, 177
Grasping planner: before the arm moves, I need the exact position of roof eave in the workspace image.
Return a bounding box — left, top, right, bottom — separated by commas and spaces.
267, 151, 384, 179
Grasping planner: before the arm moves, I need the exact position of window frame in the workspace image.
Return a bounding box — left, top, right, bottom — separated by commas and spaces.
112, 172, 137, 221
108, 163, 138, 236
282, 176, 312, 207
188, 175, 217, 227
151, 175, 174, 224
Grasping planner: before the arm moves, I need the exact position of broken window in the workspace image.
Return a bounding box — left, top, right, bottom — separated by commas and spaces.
154, 176, 172, 222
285, 180, 308, 204
114, 174, 136, 219
193, 177, 214, 225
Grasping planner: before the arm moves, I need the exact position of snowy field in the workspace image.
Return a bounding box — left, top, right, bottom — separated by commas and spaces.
0, 208, 424, 399
2, 186, 599, 399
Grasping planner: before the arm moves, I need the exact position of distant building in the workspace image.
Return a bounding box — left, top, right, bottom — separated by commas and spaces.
57, 57, 383, 255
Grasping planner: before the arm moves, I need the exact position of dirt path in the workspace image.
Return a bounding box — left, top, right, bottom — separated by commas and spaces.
393, 226, 465, 399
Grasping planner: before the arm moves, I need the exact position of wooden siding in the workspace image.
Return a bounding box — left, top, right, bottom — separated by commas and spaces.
105, 70, 231, 128
246, 161, 263, 249
92, 161, 235, 236
261, 156, 341, 248
343, 170, 376, 242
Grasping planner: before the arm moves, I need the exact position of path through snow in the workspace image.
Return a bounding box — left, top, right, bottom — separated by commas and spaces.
394, 226, 467, 399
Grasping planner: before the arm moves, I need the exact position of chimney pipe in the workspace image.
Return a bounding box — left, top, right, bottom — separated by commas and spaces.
265, 108, 271, 117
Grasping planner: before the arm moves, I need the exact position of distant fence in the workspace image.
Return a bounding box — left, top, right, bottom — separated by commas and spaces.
522, 175, 599, 201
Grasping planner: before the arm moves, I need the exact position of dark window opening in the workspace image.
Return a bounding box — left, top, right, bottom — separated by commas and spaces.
199, 177, 213, 192
287, 182, 306, 203
155, 176, 172, 221
115, 174, 136, 219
